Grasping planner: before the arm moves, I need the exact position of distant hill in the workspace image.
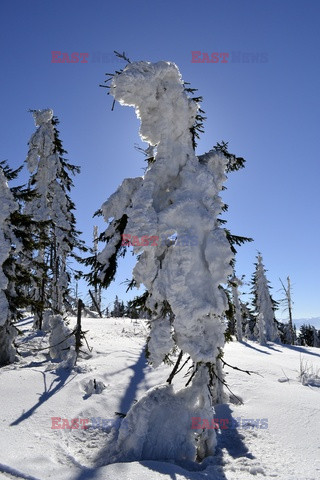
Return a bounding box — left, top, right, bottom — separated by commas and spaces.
279, 317, 320, 330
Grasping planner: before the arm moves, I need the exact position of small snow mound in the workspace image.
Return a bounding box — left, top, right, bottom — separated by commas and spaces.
83, 379, 106, 397
277, 377, 290, 383
249, 465, 265, 475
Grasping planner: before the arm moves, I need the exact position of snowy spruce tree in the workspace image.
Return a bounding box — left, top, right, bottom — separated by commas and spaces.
230, 274, 243, 341
0, 167, 19, 365
111, 295, 125, 317
0, 161, 37, 366
93, 59, 251, 463
251, 254, 279, 344
25, 109, 84, 328
312, 327, 320, 348
91, 226, 102, 313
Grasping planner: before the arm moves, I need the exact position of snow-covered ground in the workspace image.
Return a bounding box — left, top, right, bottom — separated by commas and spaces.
1, 315, 320, 480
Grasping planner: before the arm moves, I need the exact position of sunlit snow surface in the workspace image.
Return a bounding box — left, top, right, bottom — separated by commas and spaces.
1, 315, 320, 480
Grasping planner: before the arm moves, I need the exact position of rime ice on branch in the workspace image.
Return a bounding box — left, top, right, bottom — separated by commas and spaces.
101, 61, 234, 462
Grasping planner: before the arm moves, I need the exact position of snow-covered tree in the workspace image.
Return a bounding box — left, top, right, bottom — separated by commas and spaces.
95, 59, 242, 463
251, 254, 279, 344
111, 295, 125, 317
279, 276, 296, 344
25, 109, 84, 328
0, 167, 19, 365
241, 301, 255, 340
0, 159, 40, 365
91, 226, 102, 312
230, 275, 243, 341
298, 324, 313, 346
312, 327, 320, 348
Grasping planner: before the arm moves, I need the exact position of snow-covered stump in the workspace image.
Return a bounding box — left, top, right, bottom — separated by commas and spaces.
103, 60, 234, 462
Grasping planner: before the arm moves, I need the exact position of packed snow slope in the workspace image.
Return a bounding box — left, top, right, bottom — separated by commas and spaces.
0, 315, 320, 480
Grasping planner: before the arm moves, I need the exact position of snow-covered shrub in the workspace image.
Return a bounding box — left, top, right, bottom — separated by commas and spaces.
48, 314, 76, 367
299, 357, 320, 387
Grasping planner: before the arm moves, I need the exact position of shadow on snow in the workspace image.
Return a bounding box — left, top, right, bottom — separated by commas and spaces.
10, 367, 77, 426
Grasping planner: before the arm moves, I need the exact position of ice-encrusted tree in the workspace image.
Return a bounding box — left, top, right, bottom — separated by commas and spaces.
95, 59, 246, 462
251, 254, 279, 344
25, 109, 84, 328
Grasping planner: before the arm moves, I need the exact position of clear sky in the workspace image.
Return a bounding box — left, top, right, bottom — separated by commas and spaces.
1, 0, 319, 319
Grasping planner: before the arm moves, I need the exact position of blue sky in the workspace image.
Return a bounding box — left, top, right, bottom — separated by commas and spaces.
1, 0, 319, 318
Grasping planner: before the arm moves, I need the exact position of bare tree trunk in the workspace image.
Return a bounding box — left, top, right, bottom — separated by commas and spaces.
287, 277, 293, 332
75, 298, 83, 358
89, 289, 103, 317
